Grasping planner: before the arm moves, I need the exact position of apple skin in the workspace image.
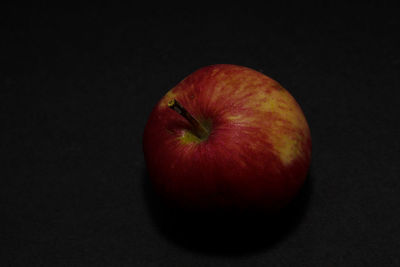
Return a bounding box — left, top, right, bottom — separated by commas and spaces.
143, 64, 311, 212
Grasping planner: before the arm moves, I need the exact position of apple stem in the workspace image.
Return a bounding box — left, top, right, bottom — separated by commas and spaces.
168, 99, 209, 139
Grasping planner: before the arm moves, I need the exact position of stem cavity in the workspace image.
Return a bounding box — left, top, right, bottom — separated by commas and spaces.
168, 99, 209, 139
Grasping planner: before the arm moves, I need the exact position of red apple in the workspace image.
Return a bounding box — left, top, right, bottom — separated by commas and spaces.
143, 64, 311, 212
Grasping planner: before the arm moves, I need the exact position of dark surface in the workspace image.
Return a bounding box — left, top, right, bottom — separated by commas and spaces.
1, 3, 400, 266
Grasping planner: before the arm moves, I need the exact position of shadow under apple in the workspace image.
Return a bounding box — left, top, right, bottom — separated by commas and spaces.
142, 166, 313, 256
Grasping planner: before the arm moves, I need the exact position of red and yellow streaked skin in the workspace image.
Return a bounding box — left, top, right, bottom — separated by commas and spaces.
143, 64, 311, 211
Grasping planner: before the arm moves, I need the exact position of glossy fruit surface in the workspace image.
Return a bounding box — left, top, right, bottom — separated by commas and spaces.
143, 64, 311, 211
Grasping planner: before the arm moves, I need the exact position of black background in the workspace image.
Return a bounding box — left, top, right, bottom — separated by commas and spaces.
1, 3, 400, 266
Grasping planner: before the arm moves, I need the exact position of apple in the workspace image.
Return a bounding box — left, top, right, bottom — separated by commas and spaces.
143, 64, 311, 212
